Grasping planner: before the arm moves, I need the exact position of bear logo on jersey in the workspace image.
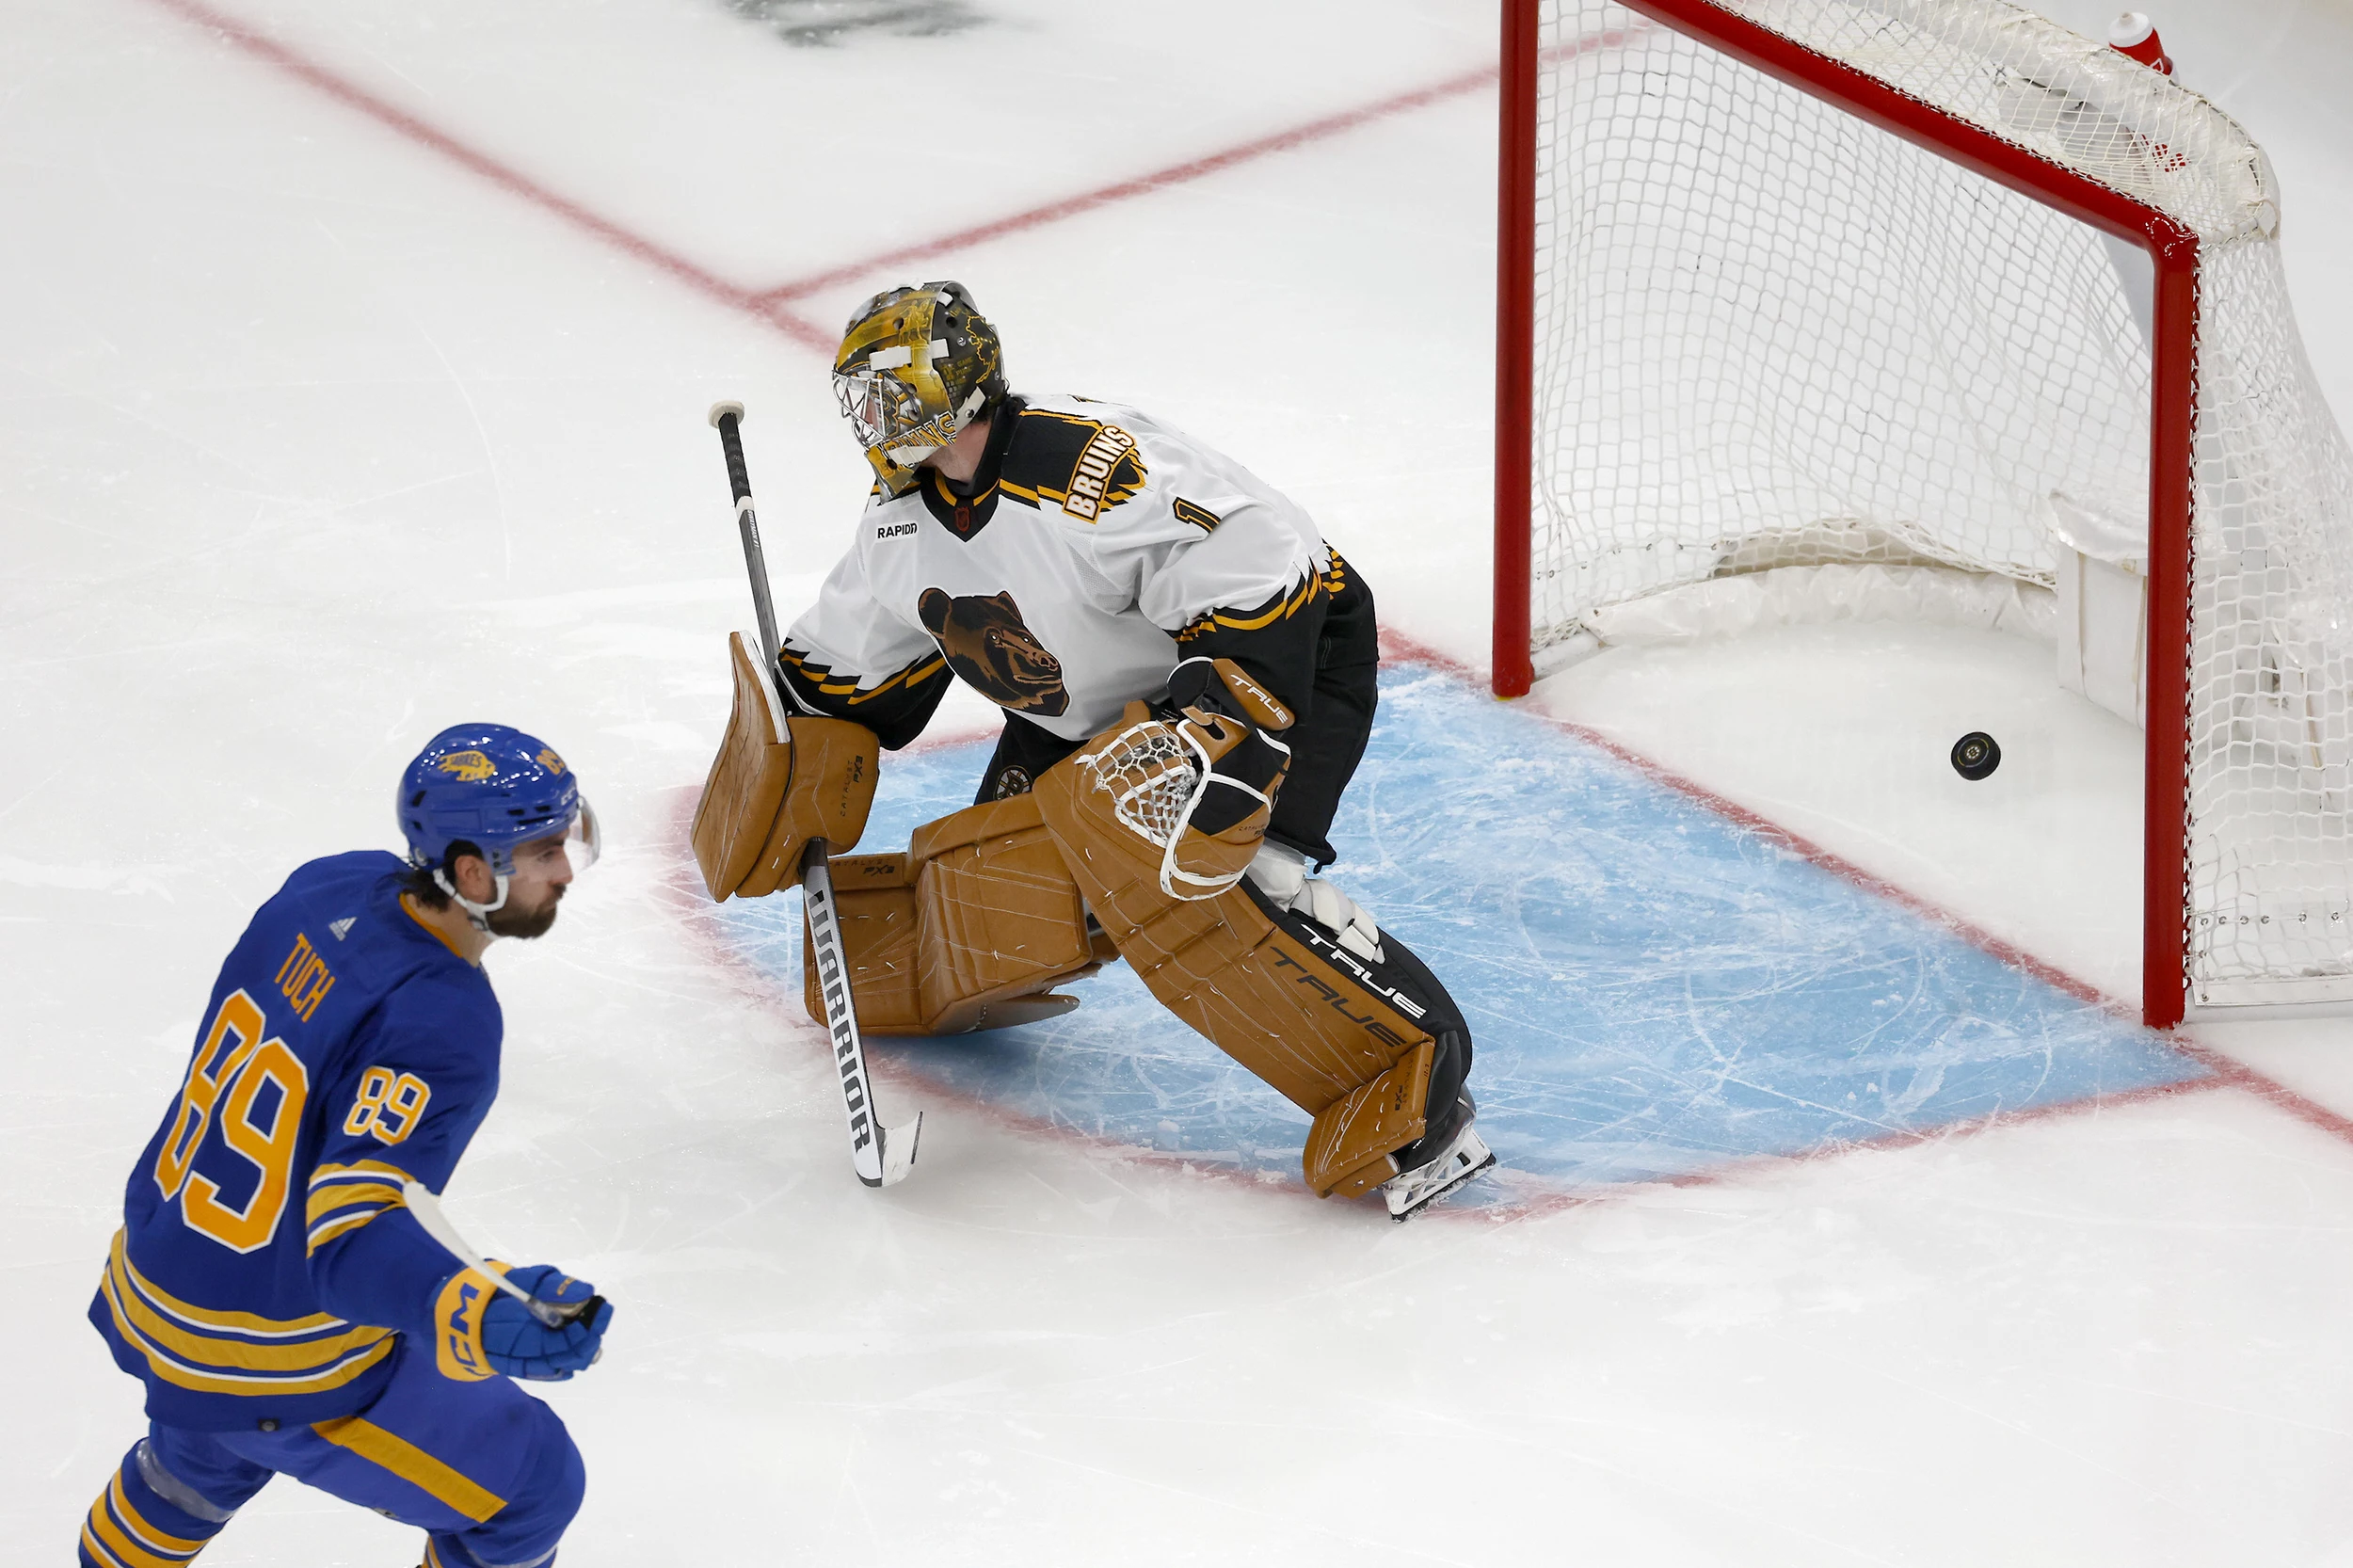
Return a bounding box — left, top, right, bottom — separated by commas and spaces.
917, 588, 1070, 718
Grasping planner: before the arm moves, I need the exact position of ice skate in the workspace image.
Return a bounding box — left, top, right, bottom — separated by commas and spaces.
1382, 1096, 1496, 1221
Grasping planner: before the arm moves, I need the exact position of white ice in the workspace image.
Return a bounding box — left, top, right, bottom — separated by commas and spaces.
5, 0, 2352, 1562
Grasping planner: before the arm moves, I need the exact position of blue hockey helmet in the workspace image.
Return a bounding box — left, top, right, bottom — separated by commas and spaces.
397, 724, 597, 876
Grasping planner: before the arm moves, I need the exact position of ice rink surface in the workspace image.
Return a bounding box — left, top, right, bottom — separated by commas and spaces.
6, 0, 2353, 1562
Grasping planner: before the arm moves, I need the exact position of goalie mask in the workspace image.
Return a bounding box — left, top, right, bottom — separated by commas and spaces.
833, 280, 1007, 494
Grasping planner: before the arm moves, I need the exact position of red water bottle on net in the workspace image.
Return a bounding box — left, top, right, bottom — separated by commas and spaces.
2108, 11, 2173, 75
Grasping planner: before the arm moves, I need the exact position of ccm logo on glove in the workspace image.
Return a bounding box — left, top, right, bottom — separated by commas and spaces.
435, 1262, 613, 1384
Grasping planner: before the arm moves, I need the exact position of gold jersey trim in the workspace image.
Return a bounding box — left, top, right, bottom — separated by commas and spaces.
312, 1416, 507, 1523
99, 1231, 395, 1393
780, 645, 947, 704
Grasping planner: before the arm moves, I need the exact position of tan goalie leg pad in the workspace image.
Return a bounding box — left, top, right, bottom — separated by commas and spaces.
1303, 1040, 1433, 1199
907, 794, 1106, 1033
802, 795, 1109, 1035
801, 853, 923, 1032
692, 632, 881, 901
1032, 725, 1437, 1195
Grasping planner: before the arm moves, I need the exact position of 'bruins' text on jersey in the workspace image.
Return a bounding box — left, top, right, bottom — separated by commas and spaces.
778, 393, 1344, 748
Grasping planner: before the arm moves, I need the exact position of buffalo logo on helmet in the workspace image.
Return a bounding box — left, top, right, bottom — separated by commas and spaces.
399, 724, 587, 876
832, 280, 1006, 496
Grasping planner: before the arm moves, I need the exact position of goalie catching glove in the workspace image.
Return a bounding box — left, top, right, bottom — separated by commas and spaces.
1157, 656, 1293, 899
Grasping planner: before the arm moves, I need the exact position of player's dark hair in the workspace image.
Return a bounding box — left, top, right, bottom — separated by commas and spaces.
398, 840, 484, 909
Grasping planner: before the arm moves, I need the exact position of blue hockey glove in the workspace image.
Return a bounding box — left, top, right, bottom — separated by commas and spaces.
436, 1262, 611, 1383
484, 1264, 611, 1381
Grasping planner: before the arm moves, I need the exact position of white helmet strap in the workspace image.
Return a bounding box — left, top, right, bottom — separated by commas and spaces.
432, 867, 512, 932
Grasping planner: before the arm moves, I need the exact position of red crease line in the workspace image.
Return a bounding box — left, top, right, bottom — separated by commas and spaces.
1378, 629, 2353, 1155
1379, 627, 2120, 1012
754, 62, 1501, 304
140, 0, 1505, 359
135, 0, 835, 351
2161, 1037, 2353, 1145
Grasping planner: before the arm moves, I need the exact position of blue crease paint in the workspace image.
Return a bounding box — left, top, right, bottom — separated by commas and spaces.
716, 664, 2201, 1200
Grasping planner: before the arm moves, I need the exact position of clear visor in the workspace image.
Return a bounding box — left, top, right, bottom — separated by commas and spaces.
563, 797, 601, 874
511, 798, 600, 879
833, 367, 933, 454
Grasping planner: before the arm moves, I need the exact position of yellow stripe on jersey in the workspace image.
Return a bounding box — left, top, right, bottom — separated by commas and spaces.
1176, 569, 1327, 643
106, 1231, 344, 1338
306, 1181, 404, 1224
930, 471, 999, 511
312, 1416, 507, 1523
100, 1269, 394, 1391
99, 1232, 394, 1393
104, 1229, 342, 1336
302, 1160, 414, 1256
777, 647, 946, 705
304, 1209, 385, 1252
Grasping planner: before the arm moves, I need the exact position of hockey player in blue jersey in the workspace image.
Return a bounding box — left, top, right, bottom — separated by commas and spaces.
78, 725, 614, 1568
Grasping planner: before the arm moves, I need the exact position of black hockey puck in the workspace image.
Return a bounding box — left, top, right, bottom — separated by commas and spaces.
1950, 731, 2001, 780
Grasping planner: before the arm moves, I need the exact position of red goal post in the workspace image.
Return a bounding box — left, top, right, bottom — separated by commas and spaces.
1493, 0, 2353, 1028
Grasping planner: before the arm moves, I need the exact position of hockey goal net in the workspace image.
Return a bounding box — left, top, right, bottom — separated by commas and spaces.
1494, 0, 2353, 1025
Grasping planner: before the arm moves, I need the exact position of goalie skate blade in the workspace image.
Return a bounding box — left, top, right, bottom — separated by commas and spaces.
865, 1112, 922, 1189
1385, 1128, 1497, 1223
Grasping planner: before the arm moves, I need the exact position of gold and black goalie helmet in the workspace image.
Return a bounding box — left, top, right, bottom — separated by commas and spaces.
832, 280, 1007, 493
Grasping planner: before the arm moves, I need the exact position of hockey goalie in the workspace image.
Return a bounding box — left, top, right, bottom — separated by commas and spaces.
693, 280, 1492, 1220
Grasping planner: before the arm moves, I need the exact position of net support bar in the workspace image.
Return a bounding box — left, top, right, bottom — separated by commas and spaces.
2144, 253, 2197, 1031
1494, 0, 1541, 700
1497, 0, 2203, 1026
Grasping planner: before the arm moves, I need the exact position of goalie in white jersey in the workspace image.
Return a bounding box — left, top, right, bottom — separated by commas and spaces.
765, 280, 1491, 1217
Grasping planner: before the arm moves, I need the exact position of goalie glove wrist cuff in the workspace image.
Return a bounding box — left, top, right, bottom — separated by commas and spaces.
1165, 655, 1292, 840
1186, 731, 1288, 837
1164, 656, 1292, 733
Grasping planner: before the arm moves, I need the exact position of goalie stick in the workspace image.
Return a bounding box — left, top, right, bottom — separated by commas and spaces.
400, 1180, 603, 1328
708, 401, 920, 1189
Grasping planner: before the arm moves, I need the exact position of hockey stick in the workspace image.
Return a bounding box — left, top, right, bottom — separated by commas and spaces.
709, 400, 782, 667
707, 401, 920, 1190
803, 845, 920, 1187
400, 1180, 602, 1328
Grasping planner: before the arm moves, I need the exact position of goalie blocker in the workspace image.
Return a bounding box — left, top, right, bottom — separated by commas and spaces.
692, 631, 881, 901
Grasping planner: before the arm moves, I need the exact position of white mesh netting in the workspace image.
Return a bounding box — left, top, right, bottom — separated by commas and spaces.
1081, 721, 1202, 848
1527, 0, 2353, 1008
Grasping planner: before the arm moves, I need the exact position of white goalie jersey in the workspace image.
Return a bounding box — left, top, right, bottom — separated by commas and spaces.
776, 393, 1337, 747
